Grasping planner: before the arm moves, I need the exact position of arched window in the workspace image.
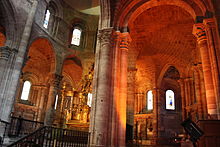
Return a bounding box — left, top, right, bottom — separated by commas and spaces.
71, 28, 82, 46
147, 90, 153, 110
87, 93, 92, 107
43, 9, 51, 28
54, 94, 59, 109
166, 90, 175, 110
20, 81, 31, 100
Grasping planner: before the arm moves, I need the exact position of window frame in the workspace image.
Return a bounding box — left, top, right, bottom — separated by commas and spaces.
43, 9, 51, 29
165, 89, 175, 110
147, 90, 153, 111
20, 81, 32, 101
71, 27, 82, 46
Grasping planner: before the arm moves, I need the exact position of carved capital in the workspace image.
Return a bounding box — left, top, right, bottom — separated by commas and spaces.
203, 18, 216, 28
98, 28, 114, 45
51, 74, 63, 89
0, 46, 12, 60
193, 23, 207, 44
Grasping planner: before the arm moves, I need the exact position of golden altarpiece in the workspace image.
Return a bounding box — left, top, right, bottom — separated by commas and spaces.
55, 64, 94, 131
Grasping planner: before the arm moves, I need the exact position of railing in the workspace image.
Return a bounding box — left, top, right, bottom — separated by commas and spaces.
8, 126, 89, 147
0, 119, 10, 146
7, 116, 44, 137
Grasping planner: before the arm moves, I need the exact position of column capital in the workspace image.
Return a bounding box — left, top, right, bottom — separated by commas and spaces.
50, 74, 63, 89
203, 18, 216, 28
98, 27, 114, 45
193, 23, 207, 44
0, 46, 17, 60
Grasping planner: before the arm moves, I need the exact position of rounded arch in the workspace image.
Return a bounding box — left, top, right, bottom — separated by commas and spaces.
157, 64, 181, 88
115, 0, 207, 29
22, 72, 40, 84
0, 29, 6, 46
48, 0, 63, 18
23, 37, 56, 79
0, 0, 18, 48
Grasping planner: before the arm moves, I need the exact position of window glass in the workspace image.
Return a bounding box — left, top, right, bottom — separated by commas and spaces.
87, 93, 92, 107
71, 28, 82, 46
166, 90, 175, 110
20, 81, 31, 100
147, 90, 153, 110
43, 9, 50, 28
54, 94, 59, 109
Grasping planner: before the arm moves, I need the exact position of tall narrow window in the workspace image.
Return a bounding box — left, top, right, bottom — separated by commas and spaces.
87, 93, 92, 107
54, 94, 59, 109
166, 90, 175, 110
43, 9, 50, 28
71, 28, 82, 46
20, 81, 31, 100
147, 90, 153, 110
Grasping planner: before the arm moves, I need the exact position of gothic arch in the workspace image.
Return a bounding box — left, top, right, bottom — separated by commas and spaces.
115, 0, 208, 29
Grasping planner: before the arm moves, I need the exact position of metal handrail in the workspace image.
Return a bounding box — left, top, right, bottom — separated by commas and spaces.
7, 116, 44, 137
8, 126, 89, 147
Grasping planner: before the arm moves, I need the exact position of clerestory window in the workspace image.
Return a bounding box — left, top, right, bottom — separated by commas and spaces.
43, 9, 51, 28
71, 28, 82, 46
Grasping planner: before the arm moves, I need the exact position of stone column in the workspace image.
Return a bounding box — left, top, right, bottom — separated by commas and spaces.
189, 78, 195, 105
37, 86, 47, 121
152, 89, 158, 145
127, 67, 137, 141
118, 32, 131, 146
184, 79, 189, 107
89, 28, 114, 147
193, 69, 204, 119
153, 88, 165, 144
0, 0, 38, 138
193, 23, 218, 118
44, 74, 62, 126
203, 18, 220, 118
178, 79, 186, 120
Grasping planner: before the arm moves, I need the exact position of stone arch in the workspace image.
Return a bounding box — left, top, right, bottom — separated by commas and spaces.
0, 26, 6, 46
23, 38, 56, 83
0, 0, 18, 48
61, 55, 83, 89
115, 0, 207, 29
157, 64, 181, 88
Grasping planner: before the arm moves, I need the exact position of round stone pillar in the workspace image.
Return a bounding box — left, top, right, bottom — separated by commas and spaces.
193, 23, 217, 118
178, 79, 186, 120
118, 32, 131, 146
89, 28, 114, 147
44, 74, 62, 126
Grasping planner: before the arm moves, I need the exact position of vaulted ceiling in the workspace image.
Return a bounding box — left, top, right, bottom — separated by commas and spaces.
128, 5, 198, 89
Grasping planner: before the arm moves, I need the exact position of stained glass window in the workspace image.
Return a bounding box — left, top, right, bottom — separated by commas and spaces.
166, 90, 175, 110
20, 81, 31, 100
71, 28, 82, 46
147, 90, 153, 110
43, 9, 50, 28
